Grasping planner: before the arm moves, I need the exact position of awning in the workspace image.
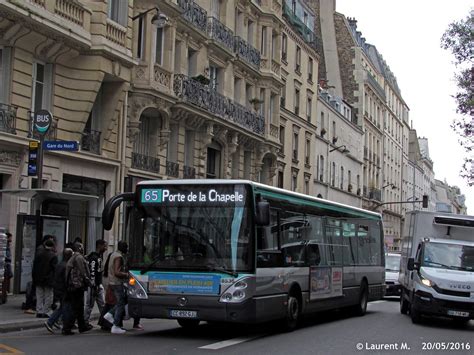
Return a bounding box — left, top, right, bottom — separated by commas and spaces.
0, 189, 98, 201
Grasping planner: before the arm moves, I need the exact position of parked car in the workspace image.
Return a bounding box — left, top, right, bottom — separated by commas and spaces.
385, 253, 401, 297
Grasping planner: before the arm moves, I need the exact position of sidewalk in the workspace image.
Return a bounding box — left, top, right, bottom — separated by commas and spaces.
0, 294, 99, 333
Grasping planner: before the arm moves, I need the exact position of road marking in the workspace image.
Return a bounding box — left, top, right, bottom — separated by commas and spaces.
0, 344, 24, 354
369, 300, 387, 304
199, 335, 262, 350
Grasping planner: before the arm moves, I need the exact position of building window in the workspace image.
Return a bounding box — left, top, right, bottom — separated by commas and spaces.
281, 34, 287, 62
0, 48, 12, 104
295, 46, 301, 72
280, 81, 286, 108
184, 130, 194, 167
294, 88, 300, 115
108, 0, 128, 26
348, 170, 352, 191
259, 88, 265, 115
291, 0, 296, 13
304, 178, 309, 195
207, 144, 221, 179
306, 97, 312, 122
292, 131, 298, 161
278, 170, 284, 188
136, 17, 145, 59
271, 31, 277, 60
155, 27, 164, 65
247, 20, 254, 46
291, 171, 298, 191
133, 115, 152, 157
308, 58, 313, 82
305, 139, 310, 165
261, 26, 267, 56
187, 48, 198, 77
209, 65, 219, 91
32, 62, 53, 112
269, 93, 276, 123
303, 12, 308, 27
340, 166, 344, 189
279, 125, 285, 154
331, 162, 336, 186
319, 155, 324, 182
167, 124, 179, 162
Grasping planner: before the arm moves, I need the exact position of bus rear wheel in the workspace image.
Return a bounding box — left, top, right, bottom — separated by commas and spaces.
177, 319, 200, 329
283, 295, 300, 332
353, 283, 368, 316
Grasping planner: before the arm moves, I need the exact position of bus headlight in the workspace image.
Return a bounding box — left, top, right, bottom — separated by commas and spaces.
127, 274, 148, 299
219, 277, 252, 303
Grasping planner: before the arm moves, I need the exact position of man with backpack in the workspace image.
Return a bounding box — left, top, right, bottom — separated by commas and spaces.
84, 239, 107, 325
62, 242, 93, 335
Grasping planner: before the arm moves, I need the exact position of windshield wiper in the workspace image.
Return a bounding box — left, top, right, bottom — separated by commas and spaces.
204, 264, 238, 277
140, 256, 161, 274
424, 261, 456, 270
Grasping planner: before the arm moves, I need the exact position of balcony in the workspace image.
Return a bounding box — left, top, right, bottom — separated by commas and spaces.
183, 165, 196, 179
81, 129, 101, 154
131, 152, 160, 173
234, 36, 261, 69
207, 17, 234, 53
133, 64, 173, 93
173, 74, 265, 136
177, 0, 208, 33
0, 103, 17, 134
282, 2, 318, 51
166, 161, 179, 178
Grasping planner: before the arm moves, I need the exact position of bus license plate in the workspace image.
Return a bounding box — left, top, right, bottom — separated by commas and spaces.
447, 310, 469, 317
170, 310, 197, 318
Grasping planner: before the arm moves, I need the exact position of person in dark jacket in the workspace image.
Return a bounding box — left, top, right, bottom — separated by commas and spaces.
44, 248, 73, 333
61, 242, 92, 335
32, 238, 58, 318
84, 239, 107, 325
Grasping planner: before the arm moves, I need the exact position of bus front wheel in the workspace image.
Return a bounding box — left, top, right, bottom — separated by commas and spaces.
177, 319, 200, 329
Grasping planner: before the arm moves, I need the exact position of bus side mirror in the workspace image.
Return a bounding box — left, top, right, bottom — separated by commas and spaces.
255, 201, 270, 226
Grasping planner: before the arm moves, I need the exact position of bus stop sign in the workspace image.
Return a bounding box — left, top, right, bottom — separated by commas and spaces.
33, 109, 52, 135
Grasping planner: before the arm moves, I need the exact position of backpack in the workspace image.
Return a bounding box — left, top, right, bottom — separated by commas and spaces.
67, 255, 85, 291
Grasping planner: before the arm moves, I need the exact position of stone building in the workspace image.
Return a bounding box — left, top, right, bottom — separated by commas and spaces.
0, 0, 134, 292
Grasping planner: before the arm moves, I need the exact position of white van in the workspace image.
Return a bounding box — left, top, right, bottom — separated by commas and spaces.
399, 211, 474, 324
385, 253, 401, 297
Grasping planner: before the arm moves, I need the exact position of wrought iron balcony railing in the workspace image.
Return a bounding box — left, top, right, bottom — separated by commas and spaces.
207, 17, 234, 53
174, 74, 265, 135
282, 3, 319, 50
177, 0, 208, 33
234, 36, 261, 69
369, 188, 382, 201
183, 165, 196, 179
81, 129, 101, 154
166, 161, 179, 177
131, 152, 160, 173
0, 103, 17, 134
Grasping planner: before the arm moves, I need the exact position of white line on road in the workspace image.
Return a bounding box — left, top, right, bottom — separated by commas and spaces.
369, 300, 387, 304
199, 335, 262, 350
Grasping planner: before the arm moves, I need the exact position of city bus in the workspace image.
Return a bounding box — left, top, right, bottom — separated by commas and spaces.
102, 180, 385, 330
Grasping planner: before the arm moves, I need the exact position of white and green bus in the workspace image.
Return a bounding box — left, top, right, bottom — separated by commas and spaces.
103, 180, 385, 330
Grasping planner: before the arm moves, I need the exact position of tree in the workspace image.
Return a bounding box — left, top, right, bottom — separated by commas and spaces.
441, 10, 473, 186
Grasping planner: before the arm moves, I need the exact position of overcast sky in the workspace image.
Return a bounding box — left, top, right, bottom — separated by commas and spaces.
335, 0, 473, 214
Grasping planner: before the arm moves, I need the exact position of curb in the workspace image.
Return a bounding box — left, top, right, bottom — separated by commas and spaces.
0, 314, 100, 334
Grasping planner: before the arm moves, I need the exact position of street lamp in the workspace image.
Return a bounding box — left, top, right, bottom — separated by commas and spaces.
329, 145, 350, 154
132, 7, 169, 28
382, 183, 397, 190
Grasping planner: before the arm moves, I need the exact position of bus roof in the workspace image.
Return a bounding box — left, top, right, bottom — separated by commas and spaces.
136, 179, 382, 220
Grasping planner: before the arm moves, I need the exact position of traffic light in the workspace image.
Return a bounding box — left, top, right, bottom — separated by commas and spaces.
422, 194, 429, 208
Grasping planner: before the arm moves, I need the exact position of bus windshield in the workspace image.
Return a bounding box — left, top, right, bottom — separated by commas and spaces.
129, 184, 254, 273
